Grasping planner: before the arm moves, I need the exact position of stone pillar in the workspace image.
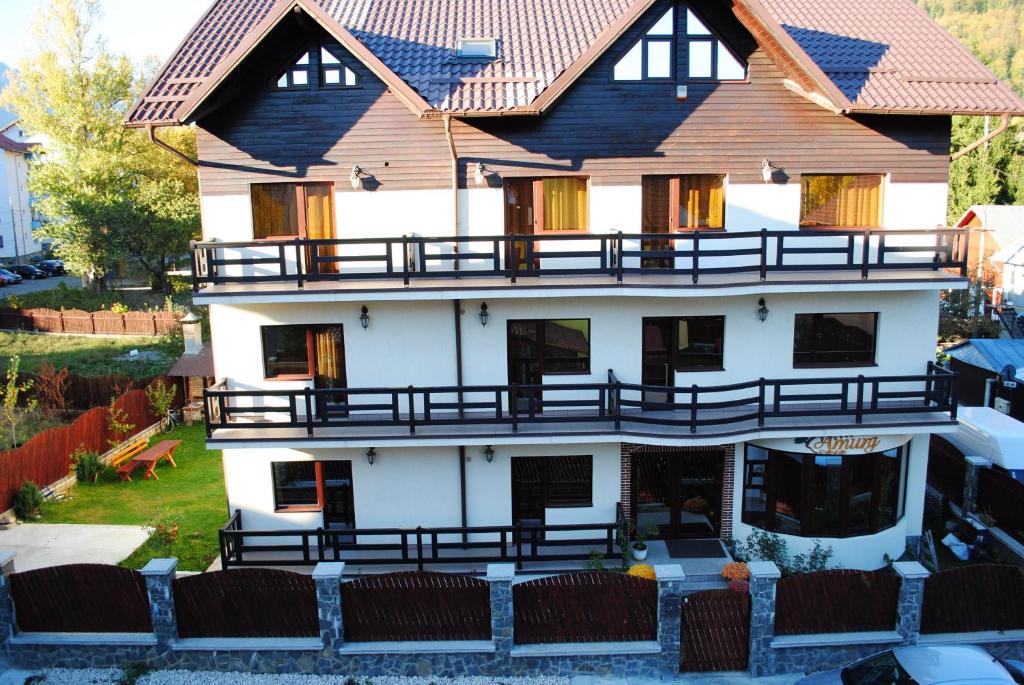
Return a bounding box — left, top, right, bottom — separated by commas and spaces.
893, 561, 929, 646
747, 561, 781, 678
313, 561, 345, 649
487, 563, 515, 667
963, 456, 992, 515
655, 564, 685, 676
0, 551, 16, 645
141, 558, 178, 648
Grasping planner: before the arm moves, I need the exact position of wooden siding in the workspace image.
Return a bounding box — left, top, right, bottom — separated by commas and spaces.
196, 0, 951, 196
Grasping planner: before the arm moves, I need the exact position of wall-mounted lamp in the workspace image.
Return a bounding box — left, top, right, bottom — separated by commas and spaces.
359, 305, 370, 330
757, 298, 770, 323
473, 162, 487, 187
366, 447, 377, 465
483, 445, 495, 463
350, 165, 365, 191
479, 302, 489, 327
761, 159, 779, 184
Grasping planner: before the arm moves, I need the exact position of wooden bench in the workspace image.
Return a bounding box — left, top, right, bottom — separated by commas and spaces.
109, 437, 148, 468
116, 459, 146, 482
118, 440, 181, 482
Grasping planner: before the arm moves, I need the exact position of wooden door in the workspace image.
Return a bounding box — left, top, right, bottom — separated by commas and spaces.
504, 178, 537, 271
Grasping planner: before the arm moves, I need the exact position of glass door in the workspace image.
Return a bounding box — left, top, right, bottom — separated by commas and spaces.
641, 176, 673, 269
642, 318, 673, 405
508, 320, 543, 412
313, 325, 346, 419
322, 460, 355, 546
505, 178, 536, 272
632, 450, 724, 539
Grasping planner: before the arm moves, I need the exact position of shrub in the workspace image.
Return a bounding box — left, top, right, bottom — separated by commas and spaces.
721, 561, 750, 582
35, 362, 70, 418
146, 511, 184, 556
145, 378, 177, 426
682, 496, 709, 514
70, 445, 103, 483
627, 564, 656, 580
731, 530, 835, 575
728, 579, 750, 593
13, 481, 43, 520
109, 302, 130, 314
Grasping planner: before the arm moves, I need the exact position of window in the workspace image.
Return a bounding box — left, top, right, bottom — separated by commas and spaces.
685, 9, 746, 80
457, 38, 497, 59
271, 461, 354, 515
793, 312, 878, 367
261, 325, 312, 379
508, 319, 591, 376
742, 445, 907, 538
613, 7, 675, 81
513, 456, 593, 508
320, 46, 360, 88
644, 316, 725, 372
251, 182, 334, 240
272, 462, 319, 509
643, 175, 725, 231
275, 43, 360, 89
504, 178, 589, 234
800, 174, 883, 228
275, 50, 312, 89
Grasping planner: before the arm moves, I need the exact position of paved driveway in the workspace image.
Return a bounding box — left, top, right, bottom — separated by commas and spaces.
1, 275, 79, 296
0, 523, 149, 571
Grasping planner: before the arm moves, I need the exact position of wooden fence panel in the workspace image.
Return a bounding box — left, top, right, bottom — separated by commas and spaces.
60, 310, 94, 334
92, 310, 126, 335
513, 572, 657, 644
341, 572, 490, 642
680, 589, 750, 672
979, 468, 1024, 546
10, 564, 152, 633
29, 309, 62, 333
921, 564, 1024, 634
174, 569, 318, 638
775, 570, 899, 635
0, 308, 179, 337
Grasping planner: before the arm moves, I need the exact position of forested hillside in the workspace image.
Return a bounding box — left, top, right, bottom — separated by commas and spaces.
917, 0, 1024, 221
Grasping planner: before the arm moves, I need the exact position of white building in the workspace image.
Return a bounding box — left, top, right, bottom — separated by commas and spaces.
129, 0, 1024, 571
0, 124, 44, 262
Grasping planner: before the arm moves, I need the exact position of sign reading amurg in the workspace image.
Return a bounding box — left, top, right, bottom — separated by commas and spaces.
751, 434, 911, 456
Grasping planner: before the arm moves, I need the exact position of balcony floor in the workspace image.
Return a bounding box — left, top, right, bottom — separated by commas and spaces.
194, 268, 965, 302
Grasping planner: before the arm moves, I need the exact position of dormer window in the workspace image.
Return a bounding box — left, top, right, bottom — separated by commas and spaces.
457, 38, 497, 59
273, 43, 361, 90
275, 51, 312, 89
613, 7, 675, 81
685, 9, 746, 81
320, 46, 360, 88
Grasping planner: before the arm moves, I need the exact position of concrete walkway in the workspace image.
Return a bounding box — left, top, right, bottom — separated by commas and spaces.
0, 523, 149, 571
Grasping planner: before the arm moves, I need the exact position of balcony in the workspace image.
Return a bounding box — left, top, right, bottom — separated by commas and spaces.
203, 365, 957, 445
189, 228, 968, 299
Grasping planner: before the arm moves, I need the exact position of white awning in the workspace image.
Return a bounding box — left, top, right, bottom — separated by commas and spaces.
948, 405, 1024, 470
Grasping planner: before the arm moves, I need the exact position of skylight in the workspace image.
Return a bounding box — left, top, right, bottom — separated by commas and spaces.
458, 38, 498, 59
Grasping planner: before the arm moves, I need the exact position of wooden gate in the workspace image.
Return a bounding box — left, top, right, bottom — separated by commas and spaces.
680, 589, 750, 672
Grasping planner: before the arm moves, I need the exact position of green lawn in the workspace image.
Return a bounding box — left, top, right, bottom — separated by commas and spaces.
40, 424, 226, 572
0, 331, 174, 378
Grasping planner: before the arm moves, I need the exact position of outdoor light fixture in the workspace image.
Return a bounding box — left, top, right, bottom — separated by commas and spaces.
366, 447, 376, 465
484, 445, 495, 463
350, 165, 364, 191
479, 302, 489, 327
359, 305, 370, 329
473, 162, 487, 187
757, 298, 770, 322
761, 159, 778, 184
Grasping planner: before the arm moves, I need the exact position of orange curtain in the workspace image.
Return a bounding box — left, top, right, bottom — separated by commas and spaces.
252, 184, 299, 238
678, 175, 724, 229
543, 178, 589, 231
800, 175, 881, 228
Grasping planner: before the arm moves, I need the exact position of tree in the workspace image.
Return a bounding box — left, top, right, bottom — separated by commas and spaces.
0, 357, 37, 448
0, 0, 199, 292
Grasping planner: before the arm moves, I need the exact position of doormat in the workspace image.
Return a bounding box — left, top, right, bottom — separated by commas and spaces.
665, 538, 728, 558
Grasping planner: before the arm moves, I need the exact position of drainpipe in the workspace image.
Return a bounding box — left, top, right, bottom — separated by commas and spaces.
951, 113, 1010, 161
147, 124, 199, 167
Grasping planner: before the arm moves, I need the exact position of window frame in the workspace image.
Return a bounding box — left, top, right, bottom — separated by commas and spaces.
798, 174, 885, 230
643, 315, 726, 372
514, 455, 594, 509
249, 181, 335, 241
319, 43, 362, 90
271, 461, 324, 512
260, 325, 315, 381
683, 7, 748, 83
611, 7, 677, 83
507, 318, 592, 376
456, 38, 499, 60
792, 312, 879, 369
272, 48, 314, 90
503, 176, 591, 235
741, 445, 908, 538
642, 174, 726, 232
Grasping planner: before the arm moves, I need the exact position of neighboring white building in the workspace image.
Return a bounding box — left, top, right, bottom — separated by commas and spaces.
130, 0, 1024, 571
0, 122, 45, 262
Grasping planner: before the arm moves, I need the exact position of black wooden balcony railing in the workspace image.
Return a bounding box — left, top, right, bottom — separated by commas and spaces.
190, 227, 968, 290
203, 364, 957, 440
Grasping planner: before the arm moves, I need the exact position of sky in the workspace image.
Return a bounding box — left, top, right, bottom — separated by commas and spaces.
0, 0, 214, 68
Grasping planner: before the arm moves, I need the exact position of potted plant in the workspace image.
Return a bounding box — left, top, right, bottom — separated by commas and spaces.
632, 522, 659, 561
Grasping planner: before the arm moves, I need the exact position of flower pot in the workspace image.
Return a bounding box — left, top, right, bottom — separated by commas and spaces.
632, 545, 648, 561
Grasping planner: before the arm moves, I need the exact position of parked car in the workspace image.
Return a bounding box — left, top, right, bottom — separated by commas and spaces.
36, 259, 65, 275
796, 645, 1024, 685
0, 269, 23, 285
7, 264, 48, 280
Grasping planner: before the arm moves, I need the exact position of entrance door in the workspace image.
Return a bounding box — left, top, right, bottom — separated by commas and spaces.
632, 450, 724, 539
641, 177, 674, 269
508, 320, 543, 411
321, 460, 355, 530
312, 325, 347, 419
642, 318, 674, 405
505, 178, 537, 272
511, 457, 546, 526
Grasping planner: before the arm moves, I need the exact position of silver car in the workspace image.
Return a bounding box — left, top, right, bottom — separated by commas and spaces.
796, 645, 1024, 685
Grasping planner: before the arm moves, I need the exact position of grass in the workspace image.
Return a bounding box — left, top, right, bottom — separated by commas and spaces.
4, 280, 192, 313
0, 331, 175, 378
40, 424, 226, 572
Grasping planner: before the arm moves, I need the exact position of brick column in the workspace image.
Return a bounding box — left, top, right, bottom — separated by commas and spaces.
655, 564, 685, 676
313, 562, 345, 649
0, 551, 16, 645
747, 560, 781, 677
141, 558, 178, 648
963, 456, 992, 515
893, 561, 929, 646
487, 563, 515, 667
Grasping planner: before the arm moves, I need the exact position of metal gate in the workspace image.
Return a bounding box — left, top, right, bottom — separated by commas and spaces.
680, 589, 750, 672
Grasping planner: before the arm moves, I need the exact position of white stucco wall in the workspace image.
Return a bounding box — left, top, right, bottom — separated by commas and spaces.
0, 149, 43, 260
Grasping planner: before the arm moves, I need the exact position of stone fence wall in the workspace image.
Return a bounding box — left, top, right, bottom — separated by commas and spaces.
0, 555, 682, 678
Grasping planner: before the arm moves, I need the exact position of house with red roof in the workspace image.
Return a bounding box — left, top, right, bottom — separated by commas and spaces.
129, 0, 1024, 573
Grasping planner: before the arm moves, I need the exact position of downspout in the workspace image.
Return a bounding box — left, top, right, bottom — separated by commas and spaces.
951, 113, 1010, 161
147, 124, 199, 167
444, 113, 470, 538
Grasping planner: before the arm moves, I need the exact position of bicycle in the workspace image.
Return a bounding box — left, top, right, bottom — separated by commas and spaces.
163, 407, 182, 434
